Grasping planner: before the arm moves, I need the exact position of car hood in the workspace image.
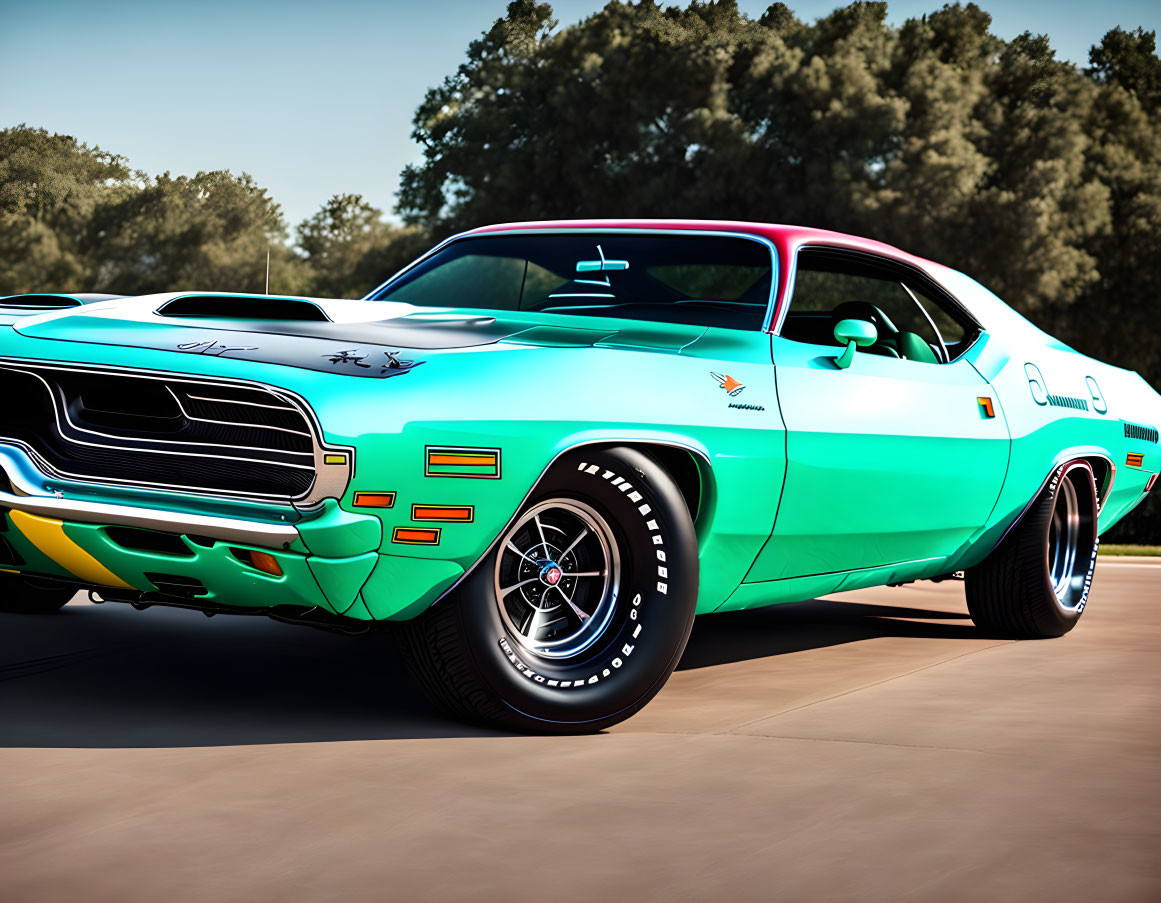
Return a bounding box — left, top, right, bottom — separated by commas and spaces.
1, 292, 707, 379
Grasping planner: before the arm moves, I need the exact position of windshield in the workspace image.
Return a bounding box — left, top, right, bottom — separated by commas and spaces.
368, 233, 774, 331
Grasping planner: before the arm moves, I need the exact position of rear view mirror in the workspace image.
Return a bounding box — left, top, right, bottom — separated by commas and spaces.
833, 318, 877, 369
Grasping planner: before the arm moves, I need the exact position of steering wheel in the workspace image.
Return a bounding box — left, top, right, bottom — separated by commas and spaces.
830, 301, 900, 355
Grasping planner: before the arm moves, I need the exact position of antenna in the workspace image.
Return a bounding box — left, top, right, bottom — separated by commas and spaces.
265, 248, 271, 294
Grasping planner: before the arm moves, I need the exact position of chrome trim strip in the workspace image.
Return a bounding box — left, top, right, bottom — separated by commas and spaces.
362, 227, 781, 336
183, 393, 299, 412
0, 458, 299, 549
165, 387, 313, 438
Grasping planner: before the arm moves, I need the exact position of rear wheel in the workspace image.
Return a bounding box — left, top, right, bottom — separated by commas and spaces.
966, 460, 1099, 638
397, 446, 699, 733
0, 572, 77, 614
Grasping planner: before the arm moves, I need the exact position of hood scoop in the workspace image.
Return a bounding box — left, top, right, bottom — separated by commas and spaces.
157, 295, 330, 322
1, 293, 84, 310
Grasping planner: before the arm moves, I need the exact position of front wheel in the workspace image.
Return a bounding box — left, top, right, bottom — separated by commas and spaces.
397, 446, 699, 733
966, 460, 1099, 638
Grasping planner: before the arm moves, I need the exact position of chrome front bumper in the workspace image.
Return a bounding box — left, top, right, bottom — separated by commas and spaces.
0, 448, 300, 549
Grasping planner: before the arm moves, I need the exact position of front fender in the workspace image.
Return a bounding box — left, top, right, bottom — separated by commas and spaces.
307, 337, 785, 618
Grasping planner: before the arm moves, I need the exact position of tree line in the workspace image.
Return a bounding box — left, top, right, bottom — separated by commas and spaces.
1, 1, 1159, 540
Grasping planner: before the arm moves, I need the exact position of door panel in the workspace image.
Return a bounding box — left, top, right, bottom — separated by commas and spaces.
748, 336, 1010, 581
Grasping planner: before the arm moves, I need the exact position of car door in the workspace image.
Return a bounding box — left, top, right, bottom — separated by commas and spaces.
747, 247, 1010, 582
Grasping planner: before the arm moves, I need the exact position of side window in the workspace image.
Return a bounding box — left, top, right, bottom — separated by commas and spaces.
781, 248, 975, 363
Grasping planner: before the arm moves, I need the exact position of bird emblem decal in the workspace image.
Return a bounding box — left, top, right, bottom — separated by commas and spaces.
711, 372, 745, 396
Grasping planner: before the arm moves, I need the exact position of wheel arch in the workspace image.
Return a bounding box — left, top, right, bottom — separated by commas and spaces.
423, 437, 716, 613
592, 441, 713, 534
995, 448, 1112, 552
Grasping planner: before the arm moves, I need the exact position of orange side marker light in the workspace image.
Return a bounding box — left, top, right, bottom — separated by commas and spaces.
392, 527, 441, 545
249, 550, 283, 577
353, 491, 397, 508
412, 505, 474, 522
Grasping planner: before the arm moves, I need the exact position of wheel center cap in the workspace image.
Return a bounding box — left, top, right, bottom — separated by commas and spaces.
540, 562, 563, 586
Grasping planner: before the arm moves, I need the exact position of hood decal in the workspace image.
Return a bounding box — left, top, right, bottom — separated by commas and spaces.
15, 316, 433, 379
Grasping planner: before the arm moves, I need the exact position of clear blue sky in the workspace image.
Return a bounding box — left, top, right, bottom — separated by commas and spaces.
2, 0, 1157, 232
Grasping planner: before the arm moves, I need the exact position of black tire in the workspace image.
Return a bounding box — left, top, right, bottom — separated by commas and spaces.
965, 460, 1099, 638
0, 572, 77, 614
396, 446, 699, 733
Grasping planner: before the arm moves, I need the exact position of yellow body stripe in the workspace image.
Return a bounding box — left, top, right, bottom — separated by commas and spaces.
8, 511, 133, 589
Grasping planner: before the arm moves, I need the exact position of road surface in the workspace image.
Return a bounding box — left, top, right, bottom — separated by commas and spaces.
1, 559, 1158, 902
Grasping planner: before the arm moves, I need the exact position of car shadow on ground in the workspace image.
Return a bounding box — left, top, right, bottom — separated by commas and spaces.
677, 596, 980, 670
0, 593, 985, 748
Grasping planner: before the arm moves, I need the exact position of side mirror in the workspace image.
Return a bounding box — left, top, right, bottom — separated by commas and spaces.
833, 318, 877, 369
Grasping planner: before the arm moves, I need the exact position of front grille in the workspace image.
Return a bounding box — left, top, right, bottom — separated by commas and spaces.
0, 362, 320, 501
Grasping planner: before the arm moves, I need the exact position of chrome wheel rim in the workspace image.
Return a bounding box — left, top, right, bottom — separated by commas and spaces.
494, 499, 620, 660
1048, 477, 1082, 608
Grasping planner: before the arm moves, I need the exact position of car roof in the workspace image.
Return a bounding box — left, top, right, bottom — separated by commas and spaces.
464, 219, 938, 272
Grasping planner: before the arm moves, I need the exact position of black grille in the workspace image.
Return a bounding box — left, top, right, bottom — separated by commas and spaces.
1124, 421, 1159, 444
1046, 394, 1089, 411
158, 295, 329, 322
0, 363, 317, 501
0, 294, 82, 310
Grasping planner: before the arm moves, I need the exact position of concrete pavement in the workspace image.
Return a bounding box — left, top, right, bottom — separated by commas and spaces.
1, 560, 1158, 902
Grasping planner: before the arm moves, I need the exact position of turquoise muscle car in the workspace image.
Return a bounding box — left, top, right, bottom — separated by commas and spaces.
1, 220, 1158, 732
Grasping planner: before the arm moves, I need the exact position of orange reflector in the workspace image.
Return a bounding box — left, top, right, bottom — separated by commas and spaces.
977, 396, 995, 418
324, 454, 347, 466
1127, 453, 1145, 468
429, 453, 496, 467
425, 446, 501, 478
249, 550, 283, 577
411, 504, 474, 522
392, 526, 441, 545
353, 491, 397, 508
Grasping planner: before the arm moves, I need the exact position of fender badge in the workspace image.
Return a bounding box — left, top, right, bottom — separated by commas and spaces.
711, 372, 744, 396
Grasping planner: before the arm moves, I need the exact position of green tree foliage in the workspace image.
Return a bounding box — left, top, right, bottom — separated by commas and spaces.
91, 170, 311, 295
0, 126, 135, 294
297, 193, 429, 297
0, 127, 314, 296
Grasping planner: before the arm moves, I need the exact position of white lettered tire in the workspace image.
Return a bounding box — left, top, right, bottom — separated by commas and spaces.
966, 460, 1099, 638
397, 446, 699, 733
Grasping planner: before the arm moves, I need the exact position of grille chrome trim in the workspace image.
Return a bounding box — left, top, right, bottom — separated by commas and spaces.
167, 388, 314, 438
0, 359, 351, 507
